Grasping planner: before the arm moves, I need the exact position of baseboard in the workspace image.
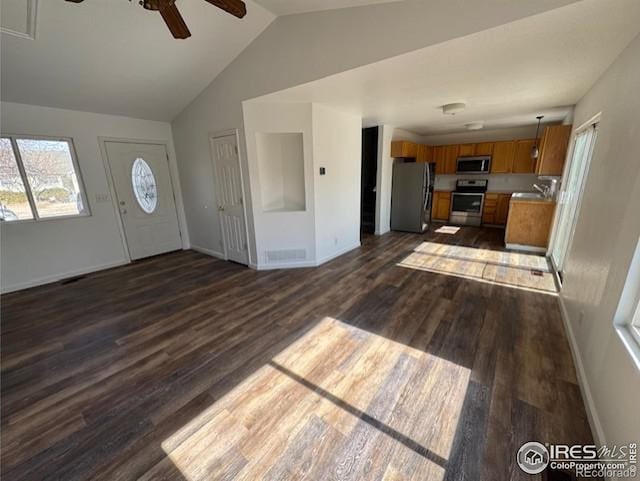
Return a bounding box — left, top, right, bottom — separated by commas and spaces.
253, 260, 318, 270
557, 294, 607, 446
316, 243, 361, 266
1, 260, 129, 294
252, 243, 361, 271
505, 243, 547, 253
190, 245, 226, 260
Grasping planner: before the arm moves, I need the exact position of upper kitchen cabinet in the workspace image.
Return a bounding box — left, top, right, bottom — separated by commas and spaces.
391, 140, 418, 158
491, 141, 516, 173
433, 146, 446, 174
459, 142, 494, 157
513, 139, 537, 173
416, 144, 433, 163
443, 145, 459, 174
459, 144, 475, 156
537, 125, 572, 176
475, 142, 494, 156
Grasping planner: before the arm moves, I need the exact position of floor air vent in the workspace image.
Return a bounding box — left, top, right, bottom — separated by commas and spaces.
265, 249, 307, 264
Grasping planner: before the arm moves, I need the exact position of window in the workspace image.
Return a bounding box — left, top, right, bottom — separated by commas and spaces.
131, 157, 157, 214
0, 136, 89, 222
632, 300, 640, 343
615, 236, 640, 368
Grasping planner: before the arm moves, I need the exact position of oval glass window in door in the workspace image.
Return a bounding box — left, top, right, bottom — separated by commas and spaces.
131, 158, 158, 214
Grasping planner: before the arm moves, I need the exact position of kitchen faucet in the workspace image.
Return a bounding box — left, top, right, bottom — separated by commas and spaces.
533, 183, 551, 197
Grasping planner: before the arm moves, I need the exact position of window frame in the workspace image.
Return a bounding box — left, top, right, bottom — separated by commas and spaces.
1, 134, 91, 223
615, 236, 640, 370
630, 298, 640, 347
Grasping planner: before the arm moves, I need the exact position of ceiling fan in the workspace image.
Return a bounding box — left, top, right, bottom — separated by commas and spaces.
64, 0, 247, 39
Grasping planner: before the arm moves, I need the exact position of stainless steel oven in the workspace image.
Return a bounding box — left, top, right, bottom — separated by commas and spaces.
449, 180, 488, 226
456, 155, 491, 174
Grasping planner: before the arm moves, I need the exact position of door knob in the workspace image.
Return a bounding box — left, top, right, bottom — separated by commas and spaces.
119, 201, 126, 206
218, 205, 225, 212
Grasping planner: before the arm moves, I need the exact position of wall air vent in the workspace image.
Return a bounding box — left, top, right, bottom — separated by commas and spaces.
265, 249, 307, 264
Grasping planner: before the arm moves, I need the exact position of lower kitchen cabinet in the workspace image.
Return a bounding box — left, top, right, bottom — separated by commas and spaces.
482, 193, 511, 225
505, 199, 556, 249
432, 191, 451, 221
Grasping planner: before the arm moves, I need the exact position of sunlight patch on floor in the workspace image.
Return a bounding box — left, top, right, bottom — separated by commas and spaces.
399, 242, 557, 294
435, 225, 461, 235
160, 317, 470, 481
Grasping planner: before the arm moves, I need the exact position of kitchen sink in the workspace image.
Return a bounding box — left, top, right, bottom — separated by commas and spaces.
512, 192, 550, 200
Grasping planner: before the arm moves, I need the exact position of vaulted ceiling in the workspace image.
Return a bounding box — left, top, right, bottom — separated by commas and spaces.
0, 0, 275, 120
252, 0, 640, 134
253, 0, 405, 16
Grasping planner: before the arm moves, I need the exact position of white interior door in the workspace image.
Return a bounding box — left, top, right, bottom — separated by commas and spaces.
550, 123, 598, 273
105, 141, 182, 261
210, 134, 249, 265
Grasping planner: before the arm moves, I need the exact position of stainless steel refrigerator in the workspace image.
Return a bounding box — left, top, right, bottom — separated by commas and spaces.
391, 162, 434, 233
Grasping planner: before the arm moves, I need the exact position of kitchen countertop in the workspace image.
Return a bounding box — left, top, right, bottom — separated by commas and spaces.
433, 189, 538, 194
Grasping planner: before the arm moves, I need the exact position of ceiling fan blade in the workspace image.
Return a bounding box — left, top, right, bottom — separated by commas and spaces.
65, 0, 85, 3
159, 4, 191, 39
204, 0, 247, 19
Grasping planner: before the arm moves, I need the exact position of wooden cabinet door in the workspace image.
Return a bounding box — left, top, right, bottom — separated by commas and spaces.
491, 141, 516, 173
433, 146, 446, 175
513, 139, 536, 173
416, 144, 433, 163
496, 194, 512, 225
459, 144, 475, 156
443, 145, 459, 174
482, 193, 498, 224
391, 141, 418, 158
505, 201, 556, 247
537, 125, 572, 176
432, 191, 451, 221
475, 142, 494, 156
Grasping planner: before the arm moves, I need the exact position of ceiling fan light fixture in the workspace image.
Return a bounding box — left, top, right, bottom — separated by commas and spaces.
140, 0, 175, 11
442, 103, 466, 116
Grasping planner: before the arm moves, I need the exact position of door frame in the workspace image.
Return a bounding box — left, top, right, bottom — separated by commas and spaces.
208, 129, 252, 266
99, 136, 185, 262
548, 112, 601, 274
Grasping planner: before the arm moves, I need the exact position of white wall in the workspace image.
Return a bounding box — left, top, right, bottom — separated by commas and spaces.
558, 34, 640, 456
256, 132, 306, 211
375, 126, 425, 235
172, 0, 577, 257
243, 102, 316, 268
0, 102, 187, 292
312, 104, 362, 263
243, 102, 362, 269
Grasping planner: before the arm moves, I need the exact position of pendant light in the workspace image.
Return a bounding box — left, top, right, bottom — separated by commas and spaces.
531, 115, 544, 160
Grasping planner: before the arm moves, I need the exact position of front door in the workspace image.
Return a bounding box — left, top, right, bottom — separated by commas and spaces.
105, 141, 182, 261
210, 134, 249, 265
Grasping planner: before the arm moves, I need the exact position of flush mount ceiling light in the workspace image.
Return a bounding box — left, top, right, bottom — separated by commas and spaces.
465, 122, 484, 131
531, 115, 545, 160
442, 103, 466, 115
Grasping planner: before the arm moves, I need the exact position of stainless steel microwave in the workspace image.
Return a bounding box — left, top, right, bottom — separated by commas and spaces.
456, 156, 491, 174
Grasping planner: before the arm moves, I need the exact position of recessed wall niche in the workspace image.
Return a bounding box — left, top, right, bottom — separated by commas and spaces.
256, 132, 306, 212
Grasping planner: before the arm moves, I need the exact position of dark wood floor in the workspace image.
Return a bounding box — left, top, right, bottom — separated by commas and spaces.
1, 228, 594, 481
